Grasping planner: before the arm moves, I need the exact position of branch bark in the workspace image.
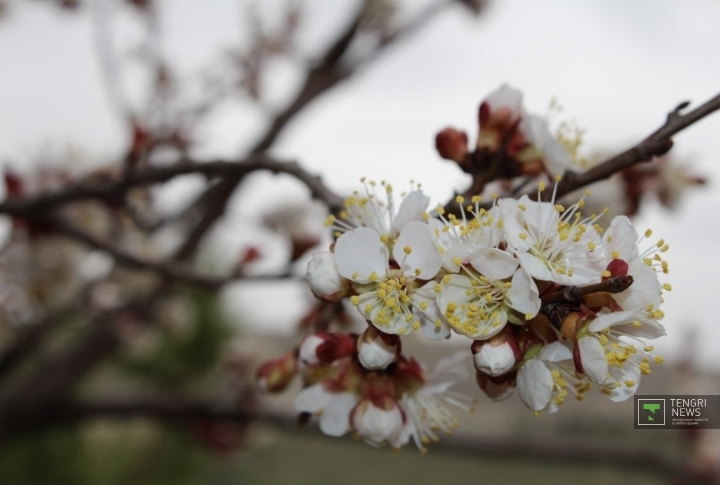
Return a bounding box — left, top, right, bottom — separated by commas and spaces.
542, 92, 720, 202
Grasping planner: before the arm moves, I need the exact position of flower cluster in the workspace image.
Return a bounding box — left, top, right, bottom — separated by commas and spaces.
302, 177, 669, 422
435, 84, 578, 180
256, 86, 672, 451
256, 330, 473, 452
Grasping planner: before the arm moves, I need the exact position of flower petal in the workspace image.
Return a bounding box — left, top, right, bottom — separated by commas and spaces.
334, 228, 388, 282
320, 392, 358, 437
604, 216, 639, 261
295, 383, 333, 414
517, 360, 553, 411
392, 190, 429, 232
578, 336, 608, 384
539, 341, 573, 362
413, 281, 450, 340
470, 247, 519, 281
506, 268, 541, 317
394, 221, 442, 280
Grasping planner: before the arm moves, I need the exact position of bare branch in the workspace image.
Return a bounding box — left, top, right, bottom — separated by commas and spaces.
543, 92, 720, 202
0, 155, 344, 217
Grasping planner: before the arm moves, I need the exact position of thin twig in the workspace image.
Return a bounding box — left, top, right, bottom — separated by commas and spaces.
542, 92, 720, 202
0, 155, 344, 217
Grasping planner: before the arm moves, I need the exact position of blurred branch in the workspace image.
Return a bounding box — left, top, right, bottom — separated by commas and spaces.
0, 155, 344, 217
173, 0, 459, 262
543, 92, 720, 201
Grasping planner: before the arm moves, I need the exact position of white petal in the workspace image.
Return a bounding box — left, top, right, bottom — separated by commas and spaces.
307, 251, 348, 301
612, 317, 667, 340
485, 84, 523, 114
394, 221, 442, 280
506, 268, 541, 317
413, 282, 450, 340
578, 336, 608, 384
320, 393, 358, 437
422, 351, 468, 395
539, 341, 573, 362
604, 216, 639, 261
517, 360, 553, 411
358, 339, 397, 370
441, 243, 472, 273
613, 260, 662, 312
295, 383, 333, 414
501, 214, 532, 252
474, 343, 516, 376
392, 190, 430, 232
587, 310, 641, 333
470, 247, 519, 281
334, 228, 388, 282
516, 251, 553, 281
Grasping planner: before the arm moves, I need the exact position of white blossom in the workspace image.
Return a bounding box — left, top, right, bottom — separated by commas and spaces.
577, 310, 666, 402
517, 341, 589, 413
501, 193, 602, 285
335, 223, 444, 337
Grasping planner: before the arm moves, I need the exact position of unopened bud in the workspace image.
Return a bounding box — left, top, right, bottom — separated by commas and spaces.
435, 127, 469, 163
476, 370, 516, 401
604, 259, 629, 279
357, 326, 401, 370
256, 351, 298, 393
470, 328, 520, 376
307, 251, 349, 302
299, 332, 356, 366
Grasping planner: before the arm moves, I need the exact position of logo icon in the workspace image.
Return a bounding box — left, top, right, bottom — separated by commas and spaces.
637, 399, 665, 426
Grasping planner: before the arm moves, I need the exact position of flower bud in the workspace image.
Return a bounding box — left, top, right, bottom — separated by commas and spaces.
350, 375, 407, 448
470, 328, 520, 376
256, 351, 298, 393
307, 251, 349, 302
435, 127, 469, 163
476, 370, 515, 401
357, 326, 401, 370
299, 332, 356, 366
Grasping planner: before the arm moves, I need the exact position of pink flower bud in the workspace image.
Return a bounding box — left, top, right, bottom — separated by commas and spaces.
256, 351, 298, 393
299, 332, 356, 366
470, 328, 520, 376
350, 375, 408, 448
307, 251, 349, 302
435, 127, 469, 163
476, 370, 516, 401
357, 326, 401, 370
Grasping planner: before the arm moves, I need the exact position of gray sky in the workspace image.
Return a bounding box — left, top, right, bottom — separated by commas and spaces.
1, 0, 719, 369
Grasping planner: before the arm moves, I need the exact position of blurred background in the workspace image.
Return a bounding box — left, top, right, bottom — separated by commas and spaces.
0, 0, 718, 484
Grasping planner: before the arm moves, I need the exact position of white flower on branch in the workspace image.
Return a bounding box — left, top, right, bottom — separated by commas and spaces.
577, 310, 665, 402
517, 341, 589, 414
436, 247, 540, 339
335, 223, 444, 337
324, 180, 429, 245
501, 191, 602, 285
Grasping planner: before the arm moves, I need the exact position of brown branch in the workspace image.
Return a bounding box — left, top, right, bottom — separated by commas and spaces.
172, 0, 459, 263
540, 275, 634, 305
0, 155, 344, 217
542, 92, 720, 202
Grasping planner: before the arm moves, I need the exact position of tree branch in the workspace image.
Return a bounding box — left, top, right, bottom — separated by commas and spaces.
543, 92, 720, 202
0, 155, 344, 217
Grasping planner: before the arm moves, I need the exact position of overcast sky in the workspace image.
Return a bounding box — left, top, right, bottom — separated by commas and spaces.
1, 0, 719, 369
